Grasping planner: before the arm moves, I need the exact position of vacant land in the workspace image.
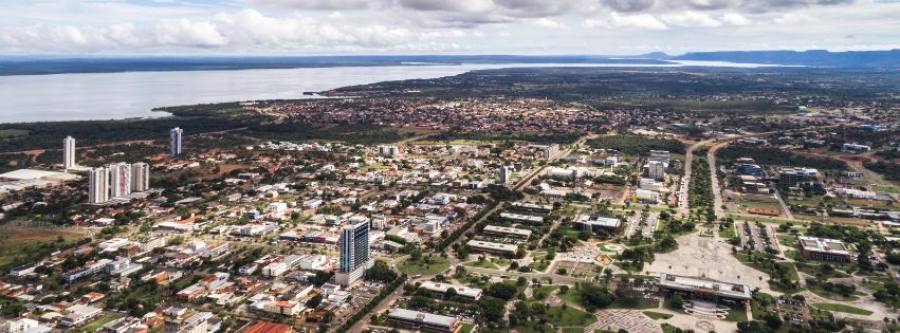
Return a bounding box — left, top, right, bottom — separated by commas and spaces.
0, 225, 87, 269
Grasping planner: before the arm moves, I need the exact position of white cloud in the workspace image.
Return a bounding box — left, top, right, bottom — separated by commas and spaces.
530, 18, 570, 30
660, 11, 722, 27
608, 13, 669, 30
721, 12, 750, 25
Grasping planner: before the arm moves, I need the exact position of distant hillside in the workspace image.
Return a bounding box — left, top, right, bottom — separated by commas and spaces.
0, 55, 670, 76
674, 50, 900, 67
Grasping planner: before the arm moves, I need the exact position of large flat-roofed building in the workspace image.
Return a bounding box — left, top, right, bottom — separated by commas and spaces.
500, 212, 544, 224
798, 236, 853, 262
573, 215, 621, 234
386, 308, 460, 333
482, 225, 532, 239
509, 202, 553, 215
466, 240, 517, 255
656, 273, 752, 305
419, 281, 482, 300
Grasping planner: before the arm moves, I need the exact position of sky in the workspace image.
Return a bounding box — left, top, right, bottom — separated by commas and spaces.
0, 0, 898, 55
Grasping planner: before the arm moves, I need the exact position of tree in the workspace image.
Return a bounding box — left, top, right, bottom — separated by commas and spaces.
579, 284, 615, 311
486, 282, 518, 300
306, 294, 323, 308
667, 294, 684, 310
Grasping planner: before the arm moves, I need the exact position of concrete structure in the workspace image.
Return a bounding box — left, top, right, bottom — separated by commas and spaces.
377, 145, 401, 158
573, 215, 622, 234
60, 304, 102, 327
498, 166, 512, 185
842, 143, 871, 153
108, 162, 131, 198
648, 150, 670, 166
482, 225, 532, 239
63, 136, 76, 170
798, 236, 853, 262
336, 220, 370, 286
634, 189, 660, 204
88, 167, 110, 204
170, 127, 183, 158
466, 240, 517, 255
419, 281, 482, 300
386, 308, 460, 333
509, 201, 553, 215
779, 167, 819, 188
500, 212, 544, 224
131, 162, 150, 192
656, 273, 752, 306
645, 161, 666, 181
0, 318, 50, 333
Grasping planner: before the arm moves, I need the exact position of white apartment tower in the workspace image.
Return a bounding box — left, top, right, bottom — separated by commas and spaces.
169, 127, 183, 157
499, 166, 512, 185
88, 167, 109, 204
131, 162, 150, 192
63, 136, 76, 170
109, 162, 132, 198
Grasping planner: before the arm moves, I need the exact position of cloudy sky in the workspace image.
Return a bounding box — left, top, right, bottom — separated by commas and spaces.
1, 0, 898, 55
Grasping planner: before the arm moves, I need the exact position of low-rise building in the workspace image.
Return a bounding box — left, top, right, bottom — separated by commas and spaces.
386, 308, 460, 333
466, 240, 517, 256
798, 236, 853, 262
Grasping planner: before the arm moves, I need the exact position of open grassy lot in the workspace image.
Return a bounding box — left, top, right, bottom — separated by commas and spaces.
514, 305, 597, 333
397, 256, 450, 276
812, 303, 873, 316
0, 224, 87, 269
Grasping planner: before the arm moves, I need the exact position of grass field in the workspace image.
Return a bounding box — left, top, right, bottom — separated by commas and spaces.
397, 256, 450, 276
0, 225, 86, 269
812, 303, 873, 316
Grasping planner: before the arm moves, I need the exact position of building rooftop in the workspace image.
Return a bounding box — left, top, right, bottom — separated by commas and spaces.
574, 215, 621, 228
798, 236, 850, 255
483, 225, 532, 238
499, 212, 544, 223
657, 273, 752, 300
419, 281, 483, 299
466, 240, 518, 253
388, 308, 458, 328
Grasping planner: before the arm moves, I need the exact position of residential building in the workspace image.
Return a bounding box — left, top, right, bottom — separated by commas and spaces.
88, 167, 109, 204
63, 136, 76, 170
170, 127, 183, 157
131, 162, 150, 192
109, 162, 132, 198
645, 161, 665, 181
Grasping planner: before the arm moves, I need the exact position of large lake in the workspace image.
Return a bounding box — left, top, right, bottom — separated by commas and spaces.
0, 60, 774, 123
